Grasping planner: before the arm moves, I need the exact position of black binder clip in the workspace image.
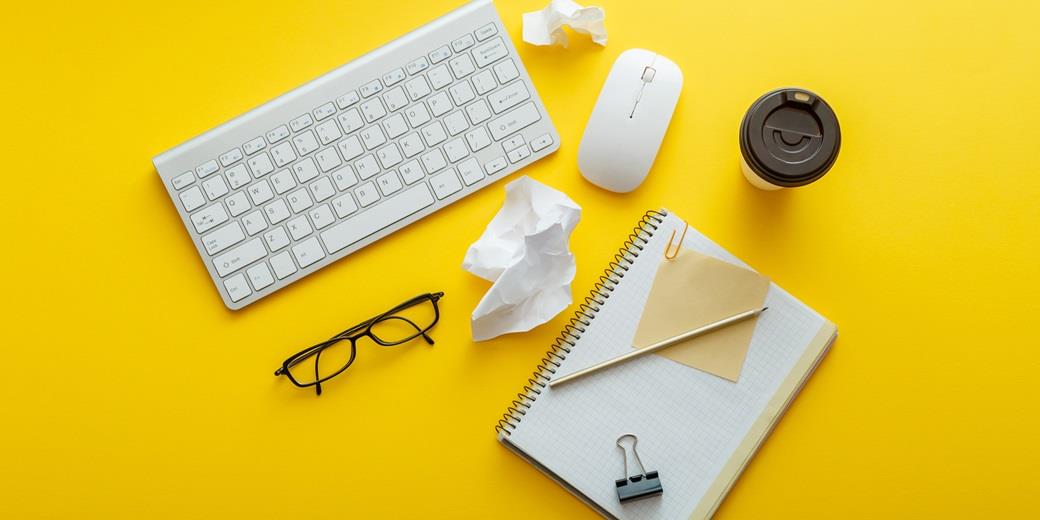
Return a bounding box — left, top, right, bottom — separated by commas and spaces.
615, 434, 663, 503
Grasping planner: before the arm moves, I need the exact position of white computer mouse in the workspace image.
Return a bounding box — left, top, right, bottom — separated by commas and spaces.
578, 49, 683, 193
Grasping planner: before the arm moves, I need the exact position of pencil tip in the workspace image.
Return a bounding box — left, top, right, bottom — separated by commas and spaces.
761, 306, 769, 312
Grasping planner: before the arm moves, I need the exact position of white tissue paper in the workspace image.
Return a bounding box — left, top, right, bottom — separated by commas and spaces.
463, 176, 581, 342
522, 0, 608, 47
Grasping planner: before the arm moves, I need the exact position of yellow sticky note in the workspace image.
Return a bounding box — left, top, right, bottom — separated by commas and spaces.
633, 250, 770, 381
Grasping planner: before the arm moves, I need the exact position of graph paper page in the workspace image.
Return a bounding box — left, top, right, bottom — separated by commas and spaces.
507, 211, 826, 519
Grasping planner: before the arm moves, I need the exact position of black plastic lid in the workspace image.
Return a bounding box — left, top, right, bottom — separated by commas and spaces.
739, 88, 841, 187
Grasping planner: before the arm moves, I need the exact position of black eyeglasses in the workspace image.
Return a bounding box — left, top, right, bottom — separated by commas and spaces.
274, 292, 443, 395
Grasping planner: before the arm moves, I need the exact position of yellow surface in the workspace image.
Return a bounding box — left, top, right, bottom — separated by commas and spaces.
2, 0, 1038, 517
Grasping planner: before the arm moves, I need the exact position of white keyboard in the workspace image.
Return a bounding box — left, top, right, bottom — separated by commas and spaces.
154, 0, 559, 310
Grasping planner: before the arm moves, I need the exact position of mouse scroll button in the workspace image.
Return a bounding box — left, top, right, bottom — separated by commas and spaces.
641, 67, 656, 82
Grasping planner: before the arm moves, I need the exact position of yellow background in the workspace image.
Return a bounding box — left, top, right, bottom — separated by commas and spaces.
3, 0, 1038, 517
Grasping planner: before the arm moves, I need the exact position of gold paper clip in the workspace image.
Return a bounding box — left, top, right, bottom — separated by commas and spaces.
663, 222, 688, 260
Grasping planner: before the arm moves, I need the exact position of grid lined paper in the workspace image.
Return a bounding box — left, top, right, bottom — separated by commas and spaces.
507, 212, 826, 520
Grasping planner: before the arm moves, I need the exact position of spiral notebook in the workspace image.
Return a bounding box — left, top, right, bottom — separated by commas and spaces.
495, 209, 837, 520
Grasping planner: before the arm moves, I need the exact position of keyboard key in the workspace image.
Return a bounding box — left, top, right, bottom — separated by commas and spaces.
243, 137, 267, 156
202, 222, 245, 255
359, 79, 383, 98
225, 191, 250, 217
464, 126, 492, 152
421, 121, 447, 146
475, 23, 498, 41
466, 99, 492, 124
172, 171, 196, 191
213, 238, 265, 277
292, 158, 320, 183
248, 180, 275, 206
405, 76, 432, 101
316, 120, 343, 145
224, 273, 252, 302
488, 102, 541, 140
309, 204, 335, 230
472, 37, 508, 68
242, 210, 268, 236
196, 160, 219, 178
191, 203, 229, 233
315, 147, 343, 172
292, 237, 326, 268
376, 171, 403, 196
383, 113, 408, 139
331, 194, 358, 218
420, 149, 447, 174
271, 142, 297, 167
266, 125, 291, 144
493, 58, 519, 84
264, 199, 292, 224
443, 111, 469, 136
429, 45, 451, 63
485, 156, 508, 175
287, 215, 313, 241
264, 226, 291, 251
270, 170, 296, 194
292, 130, 319, 156
313, 102, 337, 121
400, 132, 424, 158
449, 81, 475, 106
290, 113, 314, 132
383, 86, 408, 112
444, 138, 469, 162
406, 56, 430, 75
321, 184, 435, 254
337, 135, 364, 161
457, 157, 484, 186
225, 164, 251, 189
287, 188, 314, 213
247, 152, 275, 177
399, 160, 424, 185
202, 175, 229, 200
472, 70, 497, 95
270, 251, 297, 280
405, 103, 431, 128
335, 91, 360, 109
383, 68, 406, 86
219, 147, 243, 167
488, 81, 530, 114
338, 108, 364, 134
507, 144, 532, 163
376, 143, 403, 169
332, 166, 359, 191
451, 33, 475, 52
503, 135, 526, 153
430, 169, 463, 199
355, 155, 380, 180
360, 98, 387, 123
309, 176, 336, 202
448, 54, 475, 78
531, 133, 554, 152
360, 126, 387, 150
427, 91, 452, 117
246, 262, 275, 291
355, 182, 380, 207
428, 65, 453, 90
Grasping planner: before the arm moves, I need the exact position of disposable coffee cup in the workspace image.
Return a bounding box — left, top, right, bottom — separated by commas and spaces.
739, 88, 841, 190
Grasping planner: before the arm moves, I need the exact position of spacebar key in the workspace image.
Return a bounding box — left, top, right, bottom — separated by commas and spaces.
320, 184, 435, 254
